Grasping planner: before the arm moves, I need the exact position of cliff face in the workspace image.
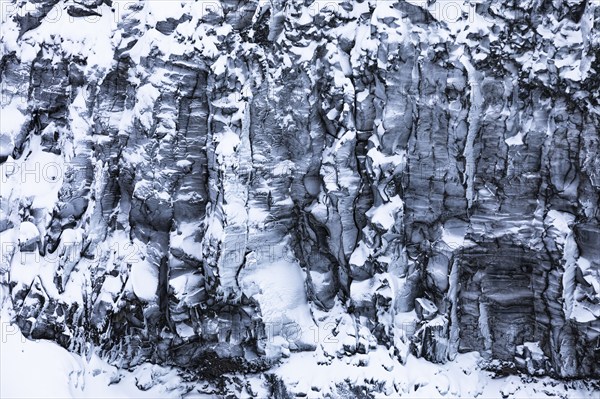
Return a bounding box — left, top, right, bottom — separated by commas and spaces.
1, 0, 599, 386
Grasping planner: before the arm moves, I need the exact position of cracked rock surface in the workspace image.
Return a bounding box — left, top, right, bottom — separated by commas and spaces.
1, 0, 599, 394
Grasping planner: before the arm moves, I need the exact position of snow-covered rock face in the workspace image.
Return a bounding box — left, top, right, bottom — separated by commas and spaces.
1, 0, 599, 389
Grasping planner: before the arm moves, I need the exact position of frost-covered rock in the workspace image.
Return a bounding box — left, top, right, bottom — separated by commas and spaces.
0, 0, 599, 394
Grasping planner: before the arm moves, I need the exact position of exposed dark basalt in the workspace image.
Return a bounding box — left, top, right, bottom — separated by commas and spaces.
0, 0, 598, 385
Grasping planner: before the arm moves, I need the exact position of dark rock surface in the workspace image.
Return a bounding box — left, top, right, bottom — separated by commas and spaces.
0, 0, 599, 386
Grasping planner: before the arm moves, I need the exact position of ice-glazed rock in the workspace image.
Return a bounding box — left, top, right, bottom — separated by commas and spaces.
0, 0, 598, 383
